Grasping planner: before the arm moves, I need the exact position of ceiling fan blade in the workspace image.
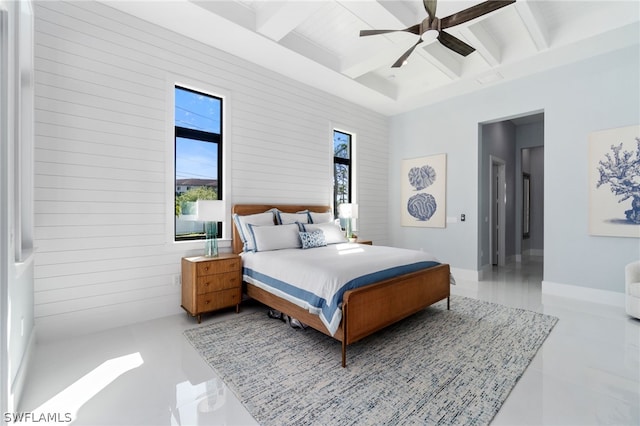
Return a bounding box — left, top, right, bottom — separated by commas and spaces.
391, 39, 424, 68
360, 24, 420, 37
437, 30, 475, 56
440, 0, 515, 29
423, 0, 437, 19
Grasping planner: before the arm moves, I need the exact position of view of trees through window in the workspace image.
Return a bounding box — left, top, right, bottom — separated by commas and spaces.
333, 130, 352, 217
174, 86, 222, 241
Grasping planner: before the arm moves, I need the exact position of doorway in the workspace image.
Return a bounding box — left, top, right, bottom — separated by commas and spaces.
479, 112, 544, 277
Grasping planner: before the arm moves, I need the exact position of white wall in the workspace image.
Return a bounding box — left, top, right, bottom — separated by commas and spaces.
389, 44, 640, 295
33, 1, 390, 340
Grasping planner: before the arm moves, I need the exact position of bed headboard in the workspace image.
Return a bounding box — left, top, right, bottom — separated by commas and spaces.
231, 204, 331, 254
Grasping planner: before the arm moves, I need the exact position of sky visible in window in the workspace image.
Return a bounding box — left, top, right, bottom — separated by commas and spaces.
175, 87, 220, 180
334, 130, 350, 159
175, 138, 218, 180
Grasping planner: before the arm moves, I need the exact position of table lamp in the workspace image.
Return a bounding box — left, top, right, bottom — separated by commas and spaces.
338, 203, 359, 240
196, 200, 226, 257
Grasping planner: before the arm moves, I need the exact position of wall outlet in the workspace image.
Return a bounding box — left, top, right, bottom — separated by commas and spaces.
173, 275, 181, 286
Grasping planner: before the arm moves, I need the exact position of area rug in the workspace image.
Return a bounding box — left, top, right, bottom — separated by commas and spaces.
184, 295, 557, 425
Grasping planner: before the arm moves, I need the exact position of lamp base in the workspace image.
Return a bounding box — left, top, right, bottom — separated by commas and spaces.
204, 221, 219, 257
204, 237, 218, 257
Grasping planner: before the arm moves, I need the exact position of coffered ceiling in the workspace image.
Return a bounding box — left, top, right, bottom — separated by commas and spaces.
103, 1, 640, 116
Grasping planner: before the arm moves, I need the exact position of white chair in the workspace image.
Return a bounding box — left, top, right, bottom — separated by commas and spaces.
626, 260, 640, 319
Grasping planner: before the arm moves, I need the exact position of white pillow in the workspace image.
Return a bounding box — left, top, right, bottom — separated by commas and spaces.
302, 222, 347, 244
309, 211, 333, 224
233, 211, 276, 252
247, 223, 302, 252
276, 211, 310, 225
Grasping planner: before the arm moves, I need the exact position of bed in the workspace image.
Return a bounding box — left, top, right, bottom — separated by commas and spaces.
232, 204, 451, 367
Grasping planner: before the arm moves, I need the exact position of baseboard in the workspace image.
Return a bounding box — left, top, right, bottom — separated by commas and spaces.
10, 328, 36, 412
542, 280, 625, 308
450, 267, 481, 282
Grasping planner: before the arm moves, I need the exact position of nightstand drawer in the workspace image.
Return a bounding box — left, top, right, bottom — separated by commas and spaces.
196, 271, 240, 294
196, 258, 241, 276
182, 253, 243, 323
197, 288, 241, 312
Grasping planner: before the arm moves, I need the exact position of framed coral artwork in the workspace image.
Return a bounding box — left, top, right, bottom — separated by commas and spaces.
401, 154, 447, 228
589, 125, 640, 238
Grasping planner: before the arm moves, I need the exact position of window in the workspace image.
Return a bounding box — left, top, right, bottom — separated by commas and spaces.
333, 130, 352, 217
174, 86, 222, 241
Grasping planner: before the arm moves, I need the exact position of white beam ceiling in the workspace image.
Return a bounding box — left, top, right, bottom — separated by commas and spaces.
102, 0, 640, 116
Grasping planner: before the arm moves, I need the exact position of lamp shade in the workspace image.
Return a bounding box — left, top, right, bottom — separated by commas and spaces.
196, 200, 226, 222
338, 203, 359, 219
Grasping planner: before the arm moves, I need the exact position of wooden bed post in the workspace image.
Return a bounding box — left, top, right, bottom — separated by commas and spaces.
447, 296, 450, 310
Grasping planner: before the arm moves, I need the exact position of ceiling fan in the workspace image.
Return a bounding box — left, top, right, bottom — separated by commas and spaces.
360, 0, 516, 67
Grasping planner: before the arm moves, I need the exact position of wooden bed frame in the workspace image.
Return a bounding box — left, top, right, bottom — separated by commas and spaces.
232, 204, 451, 367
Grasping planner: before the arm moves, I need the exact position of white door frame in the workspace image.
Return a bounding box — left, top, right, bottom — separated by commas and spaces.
489, 155, 506, 266
1, 6, 10, 418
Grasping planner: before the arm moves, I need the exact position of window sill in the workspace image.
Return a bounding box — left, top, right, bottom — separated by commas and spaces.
166, 238, 232, 254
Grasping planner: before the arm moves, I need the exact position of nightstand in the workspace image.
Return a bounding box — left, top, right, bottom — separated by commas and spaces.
181, 253, 242, 323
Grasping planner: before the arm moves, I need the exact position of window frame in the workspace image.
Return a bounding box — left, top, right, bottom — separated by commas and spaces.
174, 85, 223, 242
333, 129, 354, 218
167, 81, 230, 249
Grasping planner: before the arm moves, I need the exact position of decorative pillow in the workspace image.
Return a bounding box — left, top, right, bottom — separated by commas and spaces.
247, 223, 301, 252
302, 222, 347, 245
299, 230, 327, 249
276, 211, 310, 225
232, 211, 276, 252
308, 211, 333, 224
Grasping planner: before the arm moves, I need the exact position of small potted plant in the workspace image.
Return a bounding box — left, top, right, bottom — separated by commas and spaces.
348, 233, 358, 243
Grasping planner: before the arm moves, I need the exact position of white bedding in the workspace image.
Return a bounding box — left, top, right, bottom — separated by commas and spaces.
241, 243, 444, 336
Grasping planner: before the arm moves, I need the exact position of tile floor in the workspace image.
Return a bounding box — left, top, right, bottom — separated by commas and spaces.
19, 256, 640, 425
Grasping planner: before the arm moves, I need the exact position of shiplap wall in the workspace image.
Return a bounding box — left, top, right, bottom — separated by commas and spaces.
33, 1, 389, 339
